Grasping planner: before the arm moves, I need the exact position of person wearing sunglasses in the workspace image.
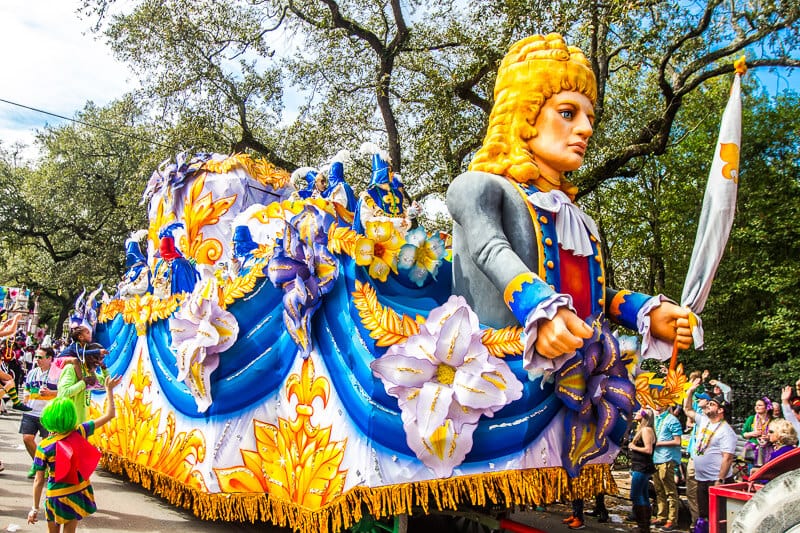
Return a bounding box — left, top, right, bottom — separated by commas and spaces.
765, 418, 798, 463
20, 346, 58, 478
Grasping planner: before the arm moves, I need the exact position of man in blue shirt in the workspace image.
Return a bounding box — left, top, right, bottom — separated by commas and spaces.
652, 404, 683, 530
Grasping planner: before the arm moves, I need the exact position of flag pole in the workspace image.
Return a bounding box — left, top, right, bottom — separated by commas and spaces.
670, 56, 747, 372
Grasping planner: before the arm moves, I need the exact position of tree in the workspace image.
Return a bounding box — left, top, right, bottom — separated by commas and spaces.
0, 98, 156, 334
80, 0, 799, 201
699, 89, 800, 371
92, 0, 293, 169
590, 82, 800, 375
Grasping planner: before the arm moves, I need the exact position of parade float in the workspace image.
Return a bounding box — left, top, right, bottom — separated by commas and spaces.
81, 34, 700, 533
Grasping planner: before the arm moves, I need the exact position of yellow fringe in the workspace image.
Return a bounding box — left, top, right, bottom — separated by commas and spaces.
101, 452, 615, 533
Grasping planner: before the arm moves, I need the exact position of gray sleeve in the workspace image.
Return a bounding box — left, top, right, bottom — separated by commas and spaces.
446, 174, 534, 292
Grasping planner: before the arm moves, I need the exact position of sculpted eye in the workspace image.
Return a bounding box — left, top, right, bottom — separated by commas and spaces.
559, 110, 574, 119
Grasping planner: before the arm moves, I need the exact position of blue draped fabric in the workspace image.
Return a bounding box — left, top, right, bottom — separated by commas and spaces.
142, 277, 297, 417
95, 255, 570, 464
94, 314, 137, 377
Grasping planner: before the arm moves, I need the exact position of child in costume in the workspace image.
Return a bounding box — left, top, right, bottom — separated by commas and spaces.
57, 286, 107, 366
54, 291, 110, 424
28, 374, 122, 531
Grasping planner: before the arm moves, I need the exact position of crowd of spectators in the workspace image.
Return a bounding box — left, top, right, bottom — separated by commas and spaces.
635, 370, 800, 532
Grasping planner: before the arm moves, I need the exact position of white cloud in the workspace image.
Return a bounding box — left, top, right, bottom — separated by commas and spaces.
0, 0, 137, 152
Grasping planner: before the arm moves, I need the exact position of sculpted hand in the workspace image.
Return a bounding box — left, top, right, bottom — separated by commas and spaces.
649, 302, 692, 349
535, 307, 593, 359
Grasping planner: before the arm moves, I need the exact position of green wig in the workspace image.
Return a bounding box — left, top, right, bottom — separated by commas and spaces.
40, 398, 78, 434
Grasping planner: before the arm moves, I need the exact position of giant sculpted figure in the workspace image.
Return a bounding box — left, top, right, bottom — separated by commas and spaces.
447, 33, 692, 377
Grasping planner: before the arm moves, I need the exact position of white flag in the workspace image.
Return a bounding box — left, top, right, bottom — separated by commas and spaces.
680, 58, 746, 349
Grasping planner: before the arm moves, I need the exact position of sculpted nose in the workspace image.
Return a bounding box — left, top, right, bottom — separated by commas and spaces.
575, 114, 593, 139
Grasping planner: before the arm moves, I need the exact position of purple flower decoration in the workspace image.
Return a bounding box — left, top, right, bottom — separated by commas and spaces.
370, 296, 524, 477
554, 317, 635, 476
170, 277, 239, 412
267, 204, 339, 357
143, 151, 213, 204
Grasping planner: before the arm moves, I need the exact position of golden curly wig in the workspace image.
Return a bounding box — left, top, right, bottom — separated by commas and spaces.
469, 33, 597, 196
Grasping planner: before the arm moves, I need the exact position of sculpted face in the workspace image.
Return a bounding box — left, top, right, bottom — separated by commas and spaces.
529, 91, 594, 182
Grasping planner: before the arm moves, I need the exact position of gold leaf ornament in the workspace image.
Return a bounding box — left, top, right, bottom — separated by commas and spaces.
635, 364, 690, 410
326, 223, 361, 257
353, 280, 523, 357
98, 299, 125, 323
218, 256, 270, 308
352, 280, 420, 346
202, 153, 291, 190
481, 326, 524, 358
179, 173, 236, 265
121, 294, 184, 335
214, 357, 347, 510
90, 355, 207, 491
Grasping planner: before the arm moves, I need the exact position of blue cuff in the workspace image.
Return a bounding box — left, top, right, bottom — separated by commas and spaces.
608, 289, 651, 331
503, 272, 556, 325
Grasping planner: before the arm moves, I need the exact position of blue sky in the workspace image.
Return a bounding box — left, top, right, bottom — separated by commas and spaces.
0, 1, 136, 158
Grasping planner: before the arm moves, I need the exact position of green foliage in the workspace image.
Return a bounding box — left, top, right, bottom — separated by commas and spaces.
0, 98, 154, 333
593, 84, 800, 380
698, 90, 800, 371
77, 0, 800, 201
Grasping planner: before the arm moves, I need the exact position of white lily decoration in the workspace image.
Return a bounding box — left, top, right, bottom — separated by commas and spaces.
371, 295, 523, 477
169, 276, 239, 412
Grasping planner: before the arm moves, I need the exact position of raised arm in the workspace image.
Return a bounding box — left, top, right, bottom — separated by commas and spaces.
92, 375, 123, 429
684, 378, 701, 421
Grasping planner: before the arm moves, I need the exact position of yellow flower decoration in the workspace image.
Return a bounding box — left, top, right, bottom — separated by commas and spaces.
353, 221, 403, 282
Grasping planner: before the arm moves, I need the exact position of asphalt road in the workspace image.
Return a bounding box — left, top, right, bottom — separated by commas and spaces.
0, 409, 636, 532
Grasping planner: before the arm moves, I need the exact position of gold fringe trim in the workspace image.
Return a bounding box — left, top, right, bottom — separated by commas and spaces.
100, 452, 615, 533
